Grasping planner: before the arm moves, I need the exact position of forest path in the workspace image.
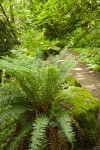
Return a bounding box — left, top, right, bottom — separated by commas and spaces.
62, 50, 100, 150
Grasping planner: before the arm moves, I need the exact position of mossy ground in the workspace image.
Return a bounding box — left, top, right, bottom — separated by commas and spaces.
56, 86, 100, 149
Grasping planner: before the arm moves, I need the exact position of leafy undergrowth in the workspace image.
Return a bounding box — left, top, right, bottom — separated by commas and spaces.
71, 48, 100, 70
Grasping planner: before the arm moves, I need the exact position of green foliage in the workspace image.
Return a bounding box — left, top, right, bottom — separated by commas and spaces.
32, 0, 100, 45
20, 29, 58, 56
67, 26, 100, 48
9, 124, 32, 150
33, 0, 78, 39
56, 112, 75, 144
30, 116, 49, 150
0, 19, 14, 56
0, 1, 99, 148
72, 48, 100, 70
1, 0, 100, 57
0, 53, 75, 149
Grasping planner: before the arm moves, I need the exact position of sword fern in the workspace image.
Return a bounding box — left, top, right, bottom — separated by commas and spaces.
0, 53, 75, 150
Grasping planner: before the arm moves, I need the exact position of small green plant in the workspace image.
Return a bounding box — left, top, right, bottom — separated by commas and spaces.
71, 48, 100, 70
0, 52, 76, 150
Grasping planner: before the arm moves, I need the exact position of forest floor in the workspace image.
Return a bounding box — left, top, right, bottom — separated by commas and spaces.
62, 50, 100, 150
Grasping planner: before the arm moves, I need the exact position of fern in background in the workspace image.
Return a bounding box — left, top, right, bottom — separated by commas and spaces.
0, 52, 76, 150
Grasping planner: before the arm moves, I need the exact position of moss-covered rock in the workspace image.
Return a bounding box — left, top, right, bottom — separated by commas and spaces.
56, 86, 100, 149
63, 76, 81, 89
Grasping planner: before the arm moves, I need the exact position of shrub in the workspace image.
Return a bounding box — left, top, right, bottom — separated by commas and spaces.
0, 52, 76, 150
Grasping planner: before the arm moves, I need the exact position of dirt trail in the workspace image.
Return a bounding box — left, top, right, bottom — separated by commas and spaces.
62, 50, 100, 150
71, 63, 100, 99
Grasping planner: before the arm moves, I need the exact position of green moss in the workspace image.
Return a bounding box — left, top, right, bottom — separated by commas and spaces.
63, 76, 81, 89
56, 86, 100, 149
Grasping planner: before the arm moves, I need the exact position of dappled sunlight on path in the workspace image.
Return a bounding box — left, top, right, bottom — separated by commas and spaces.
70, 63, 100, 99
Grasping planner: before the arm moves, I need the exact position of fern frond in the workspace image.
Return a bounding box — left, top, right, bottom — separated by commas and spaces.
0, 126, 14, 149
0, 59, 38, 102
0, 82, 33, 111
0, 106, 32, 123
56, 111, 75, 144
0, 57, 46, 103
9, 124, 32, 150
0, 53, 76, 105
0, 82, 27, 107
30, 115, 49, 150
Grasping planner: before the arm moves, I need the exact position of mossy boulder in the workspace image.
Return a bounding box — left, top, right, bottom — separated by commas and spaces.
63, 76, 81, 89
56, 86, 100, 149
